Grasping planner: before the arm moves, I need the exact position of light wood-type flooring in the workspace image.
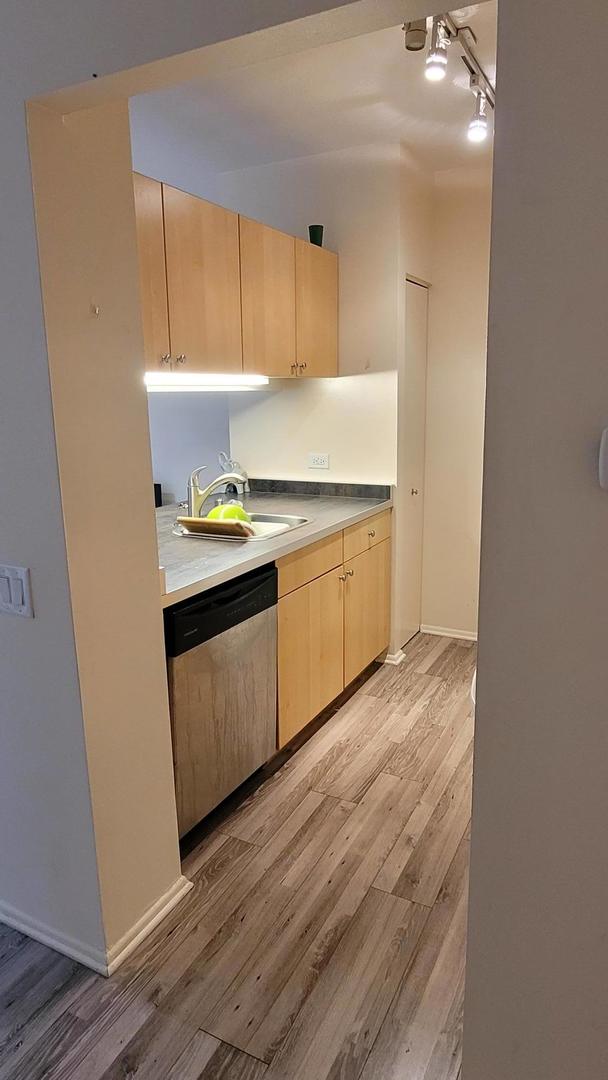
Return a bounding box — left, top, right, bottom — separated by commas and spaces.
0, 632, 475, 1080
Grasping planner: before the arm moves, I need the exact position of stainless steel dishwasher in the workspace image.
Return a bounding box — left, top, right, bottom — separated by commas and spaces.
164, 565, 277, 837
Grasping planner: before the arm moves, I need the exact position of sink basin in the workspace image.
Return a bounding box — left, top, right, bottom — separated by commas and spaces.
174, 512, 311, 542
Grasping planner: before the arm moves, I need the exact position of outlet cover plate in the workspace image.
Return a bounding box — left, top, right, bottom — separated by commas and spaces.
308, 452, 330, 469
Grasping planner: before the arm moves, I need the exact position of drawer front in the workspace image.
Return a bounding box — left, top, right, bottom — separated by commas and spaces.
277, 531, 343, 597
343, 509, 392, 562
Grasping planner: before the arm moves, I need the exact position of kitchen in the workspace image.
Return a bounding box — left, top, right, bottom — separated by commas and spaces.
2, 4, 492, 1077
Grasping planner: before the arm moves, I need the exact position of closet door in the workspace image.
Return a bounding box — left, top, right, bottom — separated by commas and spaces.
240, 217, 296, 377
163, 185, 243, 373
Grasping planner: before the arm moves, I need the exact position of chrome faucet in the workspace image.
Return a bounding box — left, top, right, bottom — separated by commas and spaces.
187, 467, 248, 518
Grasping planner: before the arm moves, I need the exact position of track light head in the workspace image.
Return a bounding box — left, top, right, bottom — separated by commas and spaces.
425, 17, 450, 82
403, 19, 427, 52
468, 91, 489, 143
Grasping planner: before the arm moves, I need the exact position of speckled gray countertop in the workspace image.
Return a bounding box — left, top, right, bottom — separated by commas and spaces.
157, 491, 392, 608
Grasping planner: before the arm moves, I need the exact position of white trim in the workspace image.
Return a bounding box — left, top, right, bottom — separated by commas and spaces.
0, 874, 193, 977
420, 623, 477, 642
106, 875, 193, 974
384, 649, 406, 666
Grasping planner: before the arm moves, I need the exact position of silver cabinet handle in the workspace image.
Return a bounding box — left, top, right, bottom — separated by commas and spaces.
346, 568, 354, 577
368, 529, 376, 538
338, 573, 347, 582
290, 363, 297, 376
299, 362, 307, 373
160, 354, 171, 366
175, 354, 187, 365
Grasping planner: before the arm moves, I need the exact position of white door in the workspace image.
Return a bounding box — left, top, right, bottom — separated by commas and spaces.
394, 280, 429, 648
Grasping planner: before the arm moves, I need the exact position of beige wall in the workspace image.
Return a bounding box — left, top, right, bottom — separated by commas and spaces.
28, 100, 186, 968
230, 372, 398, 484
464, 1, 608, 1077
421, 167, 491, 638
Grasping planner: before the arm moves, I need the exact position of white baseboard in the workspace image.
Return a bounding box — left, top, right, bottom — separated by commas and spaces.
106, 875, 193, 975
384, 649, 406, 666
420, 624, 478, 643
0, 874, 193, 977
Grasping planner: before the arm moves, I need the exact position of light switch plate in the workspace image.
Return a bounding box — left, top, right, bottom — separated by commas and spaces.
308, 452, 330, 469
0, 565, 34, 617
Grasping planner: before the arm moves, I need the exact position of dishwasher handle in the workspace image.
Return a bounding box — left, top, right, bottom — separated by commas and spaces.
164, 563, 277, 657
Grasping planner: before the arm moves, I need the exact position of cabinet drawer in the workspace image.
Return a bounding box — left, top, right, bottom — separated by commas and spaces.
343, 509, 391, 562
277, 531, 343, 597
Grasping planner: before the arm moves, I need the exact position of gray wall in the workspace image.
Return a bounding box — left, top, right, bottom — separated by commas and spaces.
464, 1, 608, 1077
148, 394, 230, 504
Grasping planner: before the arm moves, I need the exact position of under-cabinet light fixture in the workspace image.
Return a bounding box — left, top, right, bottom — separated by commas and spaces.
144, 372, 269, 393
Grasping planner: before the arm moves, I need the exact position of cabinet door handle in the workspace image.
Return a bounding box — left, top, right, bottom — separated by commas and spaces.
368, 529, 376, 538
338, 573, 347, 581
411, 488, 419, 496
346, 568, 354, 577
290, 363, 297, 376
175, 354, 187, 365
160, 354, 171, 366
299, 362, 307, 373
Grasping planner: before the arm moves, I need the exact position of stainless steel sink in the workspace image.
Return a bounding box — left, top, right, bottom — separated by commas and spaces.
174, 512, 311, 542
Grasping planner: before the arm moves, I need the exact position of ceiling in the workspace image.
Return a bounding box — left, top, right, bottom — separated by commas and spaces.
130, 3, 497, 175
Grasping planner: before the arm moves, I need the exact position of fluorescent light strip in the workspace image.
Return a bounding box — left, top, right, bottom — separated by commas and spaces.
145, 371, 269, 392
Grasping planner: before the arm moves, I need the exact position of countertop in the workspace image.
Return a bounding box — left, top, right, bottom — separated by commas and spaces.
157, 490, 392, 607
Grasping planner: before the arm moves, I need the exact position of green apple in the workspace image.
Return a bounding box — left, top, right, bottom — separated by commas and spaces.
206, 503, 252, 523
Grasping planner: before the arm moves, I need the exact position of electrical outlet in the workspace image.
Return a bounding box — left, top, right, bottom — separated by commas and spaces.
308, 452, 330, 469
0, 565, 34, 617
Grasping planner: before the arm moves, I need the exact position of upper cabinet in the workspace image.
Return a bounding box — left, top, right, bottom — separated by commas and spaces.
133, 174, 339, 378
132, 173, 170, 370
240, 217, 296, 377
295, 239, 338, 377
163, 185, 242, 374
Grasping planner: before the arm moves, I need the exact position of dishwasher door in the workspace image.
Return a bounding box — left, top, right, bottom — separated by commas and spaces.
166, 568, 277, 837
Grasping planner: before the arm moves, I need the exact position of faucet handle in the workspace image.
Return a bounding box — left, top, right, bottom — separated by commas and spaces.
189, 465, 207, 490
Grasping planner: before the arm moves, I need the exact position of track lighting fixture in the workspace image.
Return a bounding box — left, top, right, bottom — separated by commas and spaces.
425, 17, 451, 81
405, 12, 496, 147
468, 90, 488, 143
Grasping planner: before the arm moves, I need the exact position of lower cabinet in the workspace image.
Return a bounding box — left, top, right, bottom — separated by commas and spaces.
277, 514, 392, 748
278, 566, 344, 748
344, 540, 392, 685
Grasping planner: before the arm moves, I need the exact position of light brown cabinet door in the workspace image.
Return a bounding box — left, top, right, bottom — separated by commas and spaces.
344, 539, 391, 684
278, 567, 344, 747
163, 185, 243, 373
132, 173, 170, 370
295, 238, 338, 377
240, 217, 296, 377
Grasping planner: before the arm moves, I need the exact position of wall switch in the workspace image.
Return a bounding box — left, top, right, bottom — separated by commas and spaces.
0, 565, 33, 617
308, 452, 330, 469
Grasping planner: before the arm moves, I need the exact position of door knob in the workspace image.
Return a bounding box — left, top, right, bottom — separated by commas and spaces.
346, 568, 354, 577
338, 573, 347, 581
411, 487, 419, 495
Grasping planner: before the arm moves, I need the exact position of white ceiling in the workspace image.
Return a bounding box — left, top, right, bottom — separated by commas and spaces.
130, 3, 496, 175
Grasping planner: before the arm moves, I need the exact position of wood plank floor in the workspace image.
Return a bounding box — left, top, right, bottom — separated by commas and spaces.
0, 633, 475, 1080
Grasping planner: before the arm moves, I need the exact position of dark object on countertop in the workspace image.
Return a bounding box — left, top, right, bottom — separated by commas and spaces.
308, 224, 324, 247
154, 483, 162, 508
